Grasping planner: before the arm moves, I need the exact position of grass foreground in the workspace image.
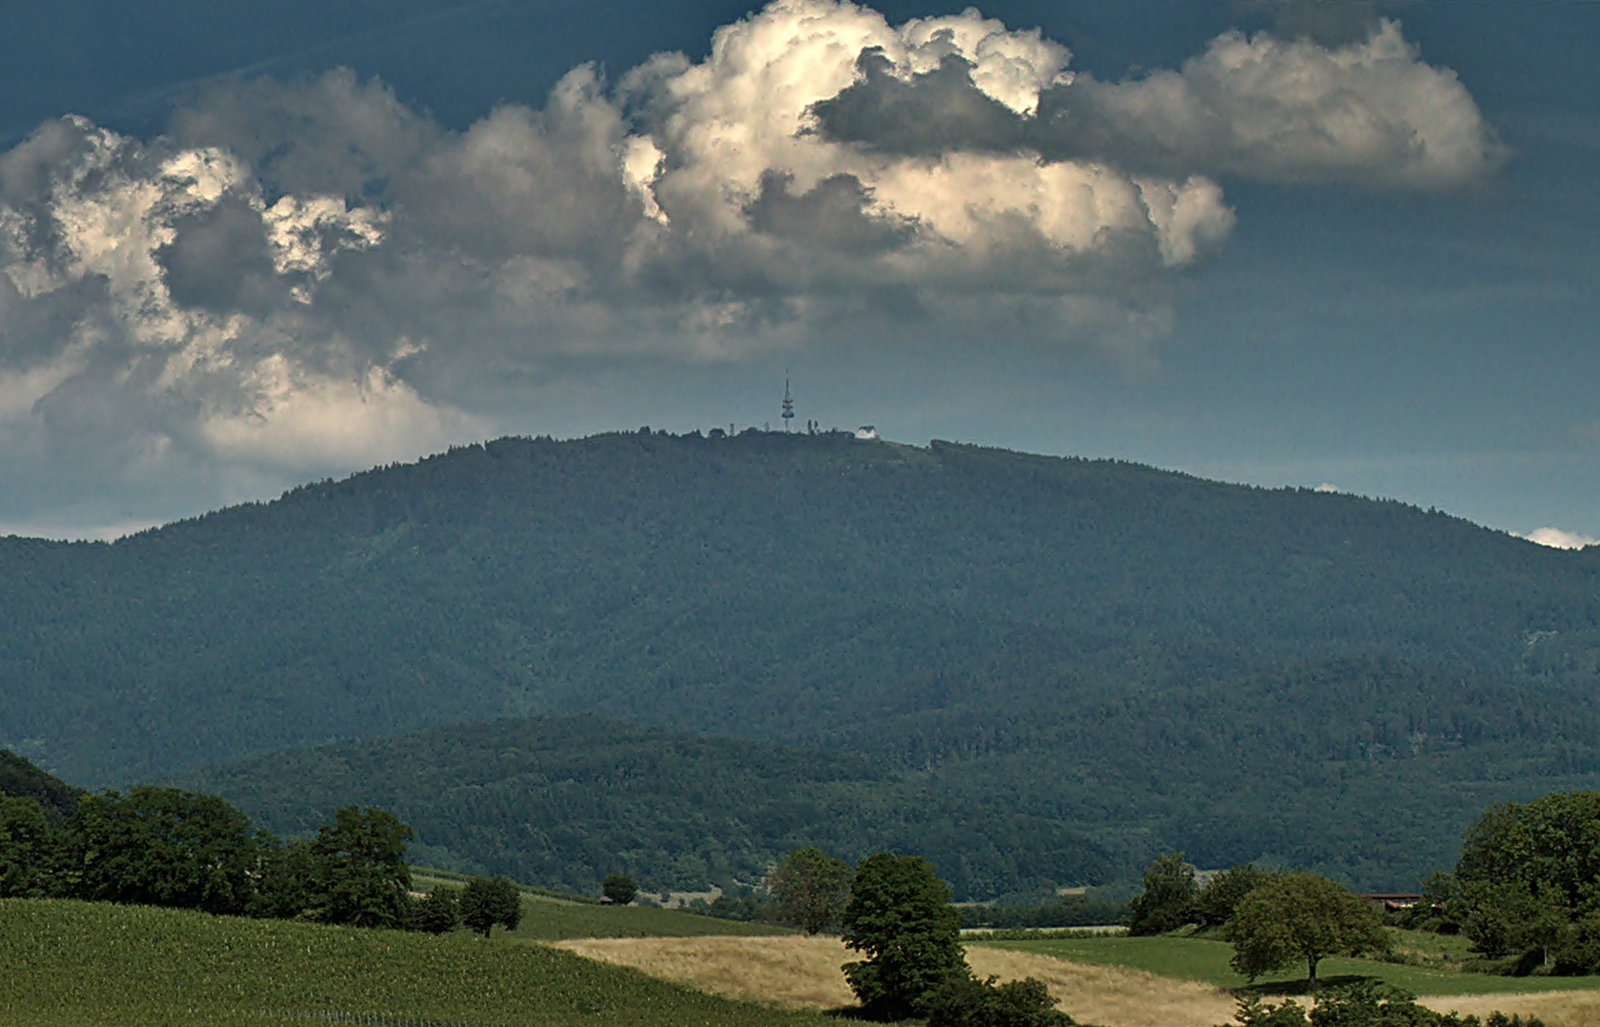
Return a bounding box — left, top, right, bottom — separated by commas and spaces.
0, 898, 831, 1027
975, 933, 1600, 997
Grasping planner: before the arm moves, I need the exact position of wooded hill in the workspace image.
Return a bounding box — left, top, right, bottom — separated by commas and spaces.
4, 430, 1599, 890
175, 714, 1114, 900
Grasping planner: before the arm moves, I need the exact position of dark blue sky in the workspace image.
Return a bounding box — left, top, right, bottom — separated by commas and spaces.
1, 0, 1596, 541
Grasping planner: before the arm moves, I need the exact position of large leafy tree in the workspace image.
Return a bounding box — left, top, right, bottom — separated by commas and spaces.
1450, 791, 1600, 973
841, 853, 968, 1020
1457, 881, 1568, 962
1457, 792, 1600, 915
1224, 873, 1390, 988
69, 787, 258, 915
1125, 852, 1198, 935
305, 806, 414, 928
771, 847, 852, 935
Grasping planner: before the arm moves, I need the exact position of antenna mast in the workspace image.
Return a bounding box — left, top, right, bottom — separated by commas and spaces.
781, 372, 795, 432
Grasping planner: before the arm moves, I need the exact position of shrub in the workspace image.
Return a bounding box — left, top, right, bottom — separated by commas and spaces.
926, 975, 1073, 1027
602, 873, 638, 906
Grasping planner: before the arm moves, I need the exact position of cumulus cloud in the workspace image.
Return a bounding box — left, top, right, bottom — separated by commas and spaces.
0, 0, 1500, 530
1521, 527, 1599, 551
812, 17, 1503, 189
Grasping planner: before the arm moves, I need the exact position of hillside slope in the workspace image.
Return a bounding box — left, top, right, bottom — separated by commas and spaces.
0, 898, 835, 1027
4, 430, 1599, 886
176, 714, 1113, 899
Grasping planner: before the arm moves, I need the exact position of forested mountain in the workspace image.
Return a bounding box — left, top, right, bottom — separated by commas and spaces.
4, 430, 1599, 889
0, 750, 81, 823
175, 715, 1113, 899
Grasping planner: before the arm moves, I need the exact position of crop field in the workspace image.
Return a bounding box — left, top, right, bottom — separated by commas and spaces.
0, 899, 831, 1027
974, 933, 1600, 997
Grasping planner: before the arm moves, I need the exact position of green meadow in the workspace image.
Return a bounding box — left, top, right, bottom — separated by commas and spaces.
410, 870, 790, 941
0, 898, 829, 1027
509, 894, 791, 942
975, 933, 1600, 997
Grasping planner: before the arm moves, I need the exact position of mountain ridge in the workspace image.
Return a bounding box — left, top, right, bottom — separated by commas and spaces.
4, 430, 1598, 888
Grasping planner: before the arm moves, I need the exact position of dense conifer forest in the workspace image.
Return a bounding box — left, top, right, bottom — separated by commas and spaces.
4, 430, 1600, 889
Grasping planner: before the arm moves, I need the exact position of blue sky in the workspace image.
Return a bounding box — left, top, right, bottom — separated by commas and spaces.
1, 0, 1595, 542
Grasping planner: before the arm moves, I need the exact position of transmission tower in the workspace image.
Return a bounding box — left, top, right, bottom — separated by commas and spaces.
781, 372, 795, 432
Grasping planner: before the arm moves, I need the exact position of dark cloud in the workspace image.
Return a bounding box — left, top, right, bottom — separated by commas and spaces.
1232, 0, 1419, 47
157, 197, 285, 317
808, 50, 1032, 157
745, 170, 914, 254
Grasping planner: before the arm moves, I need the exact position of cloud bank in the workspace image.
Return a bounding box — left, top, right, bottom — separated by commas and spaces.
0, 0, 1501, 531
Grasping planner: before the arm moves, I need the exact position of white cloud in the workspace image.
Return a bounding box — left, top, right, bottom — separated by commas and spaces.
1521, 527, 1598, 550
1067, 20, 1504, 188
0, 0, 1502, 532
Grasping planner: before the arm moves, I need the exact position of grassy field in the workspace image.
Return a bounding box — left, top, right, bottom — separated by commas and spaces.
411, 870, 790, 941
510, 894, 791, 941
0, 898, 829, 1027
975, 933, 1600, 997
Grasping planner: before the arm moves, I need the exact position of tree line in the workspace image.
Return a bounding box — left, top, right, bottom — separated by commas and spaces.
0, 781, 519, 936
1402, 791, 1600, 976
1120, 788, 1600, 990
766, 844, 1548, 1027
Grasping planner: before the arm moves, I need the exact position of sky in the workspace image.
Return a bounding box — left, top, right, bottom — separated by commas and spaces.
1, 0, 1596, 543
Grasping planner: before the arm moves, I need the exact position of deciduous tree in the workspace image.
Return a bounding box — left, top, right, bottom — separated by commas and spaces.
1126, 852, 1198, 935
413, 885, 461, 935
0, 796, 58, 898
770, 847, 852, 935
306, 806, 414, 928
841, 853, 967, 1020
461, 875, 522, 937
69, 787, 258, 915
1224, 873, 1389, 988
1195, 864, 1272, 929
